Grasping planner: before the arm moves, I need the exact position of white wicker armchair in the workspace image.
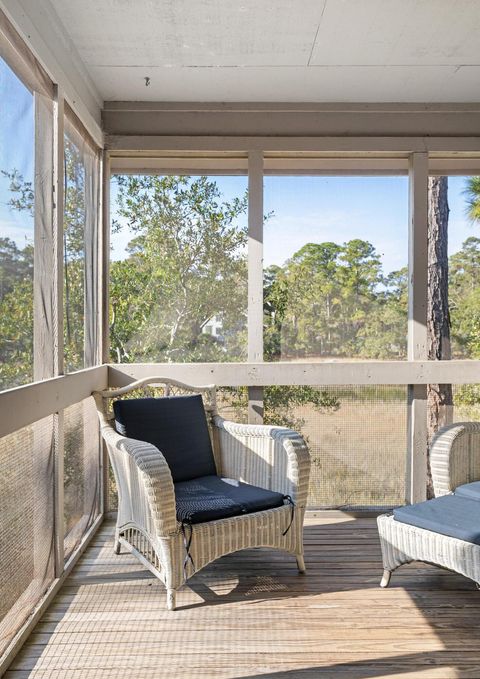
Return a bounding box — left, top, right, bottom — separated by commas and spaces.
94, 377, 311, 610
377, 421, 480, 588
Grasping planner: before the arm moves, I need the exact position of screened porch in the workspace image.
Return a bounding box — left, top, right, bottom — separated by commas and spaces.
2, 1, 480, 677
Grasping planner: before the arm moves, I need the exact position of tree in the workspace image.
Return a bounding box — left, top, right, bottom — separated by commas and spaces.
360, 267, 408, 359
427, 176, 452, 496
263, 239, 387, 359
63, 137, 87, 371
465, 176, 480, 222
111, 175, 248, 363
0, 171, 34, 389
449, 237, 480, 358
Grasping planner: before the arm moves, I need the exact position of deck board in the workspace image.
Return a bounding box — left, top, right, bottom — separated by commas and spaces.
6, 517, 480, 679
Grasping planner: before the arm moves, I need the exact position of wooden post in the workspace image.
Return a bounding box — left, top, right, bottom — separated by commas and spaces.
84, 147, 101, 367
100, 152, 111, 512
248, 151, 264, 424
407, 152, 429, 504
101, 151, 111, 366
53, 86, 65, 574
33, 92, 56, 582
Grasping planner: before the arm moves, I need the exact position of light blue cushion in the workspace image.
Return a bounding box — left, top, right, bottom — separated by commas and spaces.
455, 481, 480, 502
393, 494, 480, 545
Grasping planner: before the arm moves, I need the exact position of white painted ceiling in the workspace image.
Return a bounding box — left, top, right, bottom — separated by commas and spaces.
48, 0, 480, 102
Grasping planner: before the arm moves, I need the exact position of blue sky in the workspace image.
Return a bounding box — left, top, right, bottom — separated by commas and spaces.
0, 57, 34, 245
111, 174, 476, 274
1, 56, 477, 276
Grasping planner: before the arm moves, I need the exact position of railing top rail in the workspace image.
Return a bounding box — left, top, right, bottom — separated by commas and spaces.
107, 360, 480, 388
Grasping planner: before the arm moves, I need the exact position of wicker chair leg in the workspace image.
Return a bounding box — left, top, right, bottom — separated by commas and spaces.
380, 569, 392, 588
296, 554, 306, 574
167, 588, 177, 611
113, 530, 121, 554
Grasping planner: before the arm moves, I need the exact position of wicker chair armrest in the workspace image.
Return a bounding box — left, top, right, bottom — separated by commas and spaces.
102, 426, 178, 537
430, 421, 480, 496
213, 416, 311, 507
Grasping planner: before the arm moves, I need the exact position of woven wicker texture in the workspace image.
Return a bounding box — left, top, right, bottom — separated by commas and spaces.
94, 378, 311, 609
378, 419, 480, 588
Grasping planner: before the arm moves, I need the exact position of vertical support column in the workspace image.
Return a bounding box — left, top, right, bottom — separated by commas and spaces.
101, 151, 111, 366
407, 152, 429, 504
84, 148, 101, 367
33, 92, 56, 580
100, 151, 111, 513
248, 151, 264, 424
33, 93, 55, 381
53, 86, 65, 574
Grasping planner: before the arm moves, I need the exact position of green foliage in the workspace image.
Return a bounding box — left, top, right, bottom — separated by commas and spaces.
0, 238, 34, 388
63, 137, 86, 372
449, 236, 480, 358
264, 239, 407, 360
465, 176, 480, 223
219, 385, 340, 433
110, 175, 248, 362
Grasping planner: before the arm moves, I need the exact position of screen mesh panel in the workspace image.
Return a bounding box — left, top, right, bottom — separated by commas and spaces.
64, 396, 101, 559
216, 387, 249, 424
0, 416, 54, 657
264, 385, 408, 509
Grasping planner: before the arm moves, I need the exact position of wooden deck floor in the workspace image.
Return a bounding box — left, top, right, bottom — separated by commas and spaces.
6, 517, 480, 679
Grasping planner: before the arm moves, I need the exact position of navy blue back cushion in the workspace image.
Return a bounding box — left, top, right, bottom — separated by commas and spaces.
113, 394, 217, 483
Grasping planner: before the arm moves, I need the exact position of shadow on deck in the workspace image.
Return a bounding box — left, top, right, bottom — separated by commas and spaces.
6, 517, 480, 679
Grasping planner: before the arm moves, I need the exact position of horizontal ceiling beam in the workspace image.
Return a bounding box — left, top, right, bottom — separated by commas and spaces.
103, 102, 480, 141
106, 135, 480, 154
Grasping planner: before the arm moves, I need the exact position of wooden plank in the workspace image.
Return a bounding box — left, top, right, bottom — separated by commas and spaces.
53, 87, 65, 378
0, 366, 108, 438
0, 514, 103, 677
247, 151, 264, 425
407, 152, 429, 504
6, 517, 480, 678
247, 150, 264, 363
33, 92, 55, 382
107, 360, 480, 388
101, 151, 111, 365
84, 146, 101, 368
105, 134, 480, 154
247, 385, 264, 425
101, 103, 480, 139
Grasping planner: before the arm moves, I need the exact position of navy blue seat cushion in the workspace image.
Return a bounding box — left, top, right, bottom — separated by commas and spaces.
113, 394, 217, 483
174, 475, 286, 524
455, 481, 480, 502
393, 494, 480, 545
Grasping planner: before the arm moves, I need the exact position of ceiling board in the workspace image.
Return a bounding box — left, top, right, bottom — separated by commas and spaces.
91, 64, 480, 103
51, 0, 323, 67
46, 0, 480, 102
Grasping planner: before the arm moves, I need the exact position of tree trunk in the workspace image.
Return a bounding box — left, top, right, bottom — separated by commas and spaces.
427, 176, 453, 497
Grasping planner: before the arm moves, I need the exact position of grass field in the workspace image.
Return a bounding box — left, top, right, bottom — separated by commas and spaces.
107, 384, 480, 512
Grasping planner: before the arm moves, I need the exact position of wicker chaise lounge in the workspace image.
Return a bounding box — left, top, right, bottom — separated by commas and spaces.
377, 422, 480, 589
94, 377, 311, 610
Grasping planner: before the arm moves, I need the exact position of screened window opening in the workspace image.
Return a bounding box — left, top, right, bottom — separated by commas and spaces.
63, 114, 101, 372
263, 176, 409, 362
109, 174, 248, 363
0, 56, 35, 389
